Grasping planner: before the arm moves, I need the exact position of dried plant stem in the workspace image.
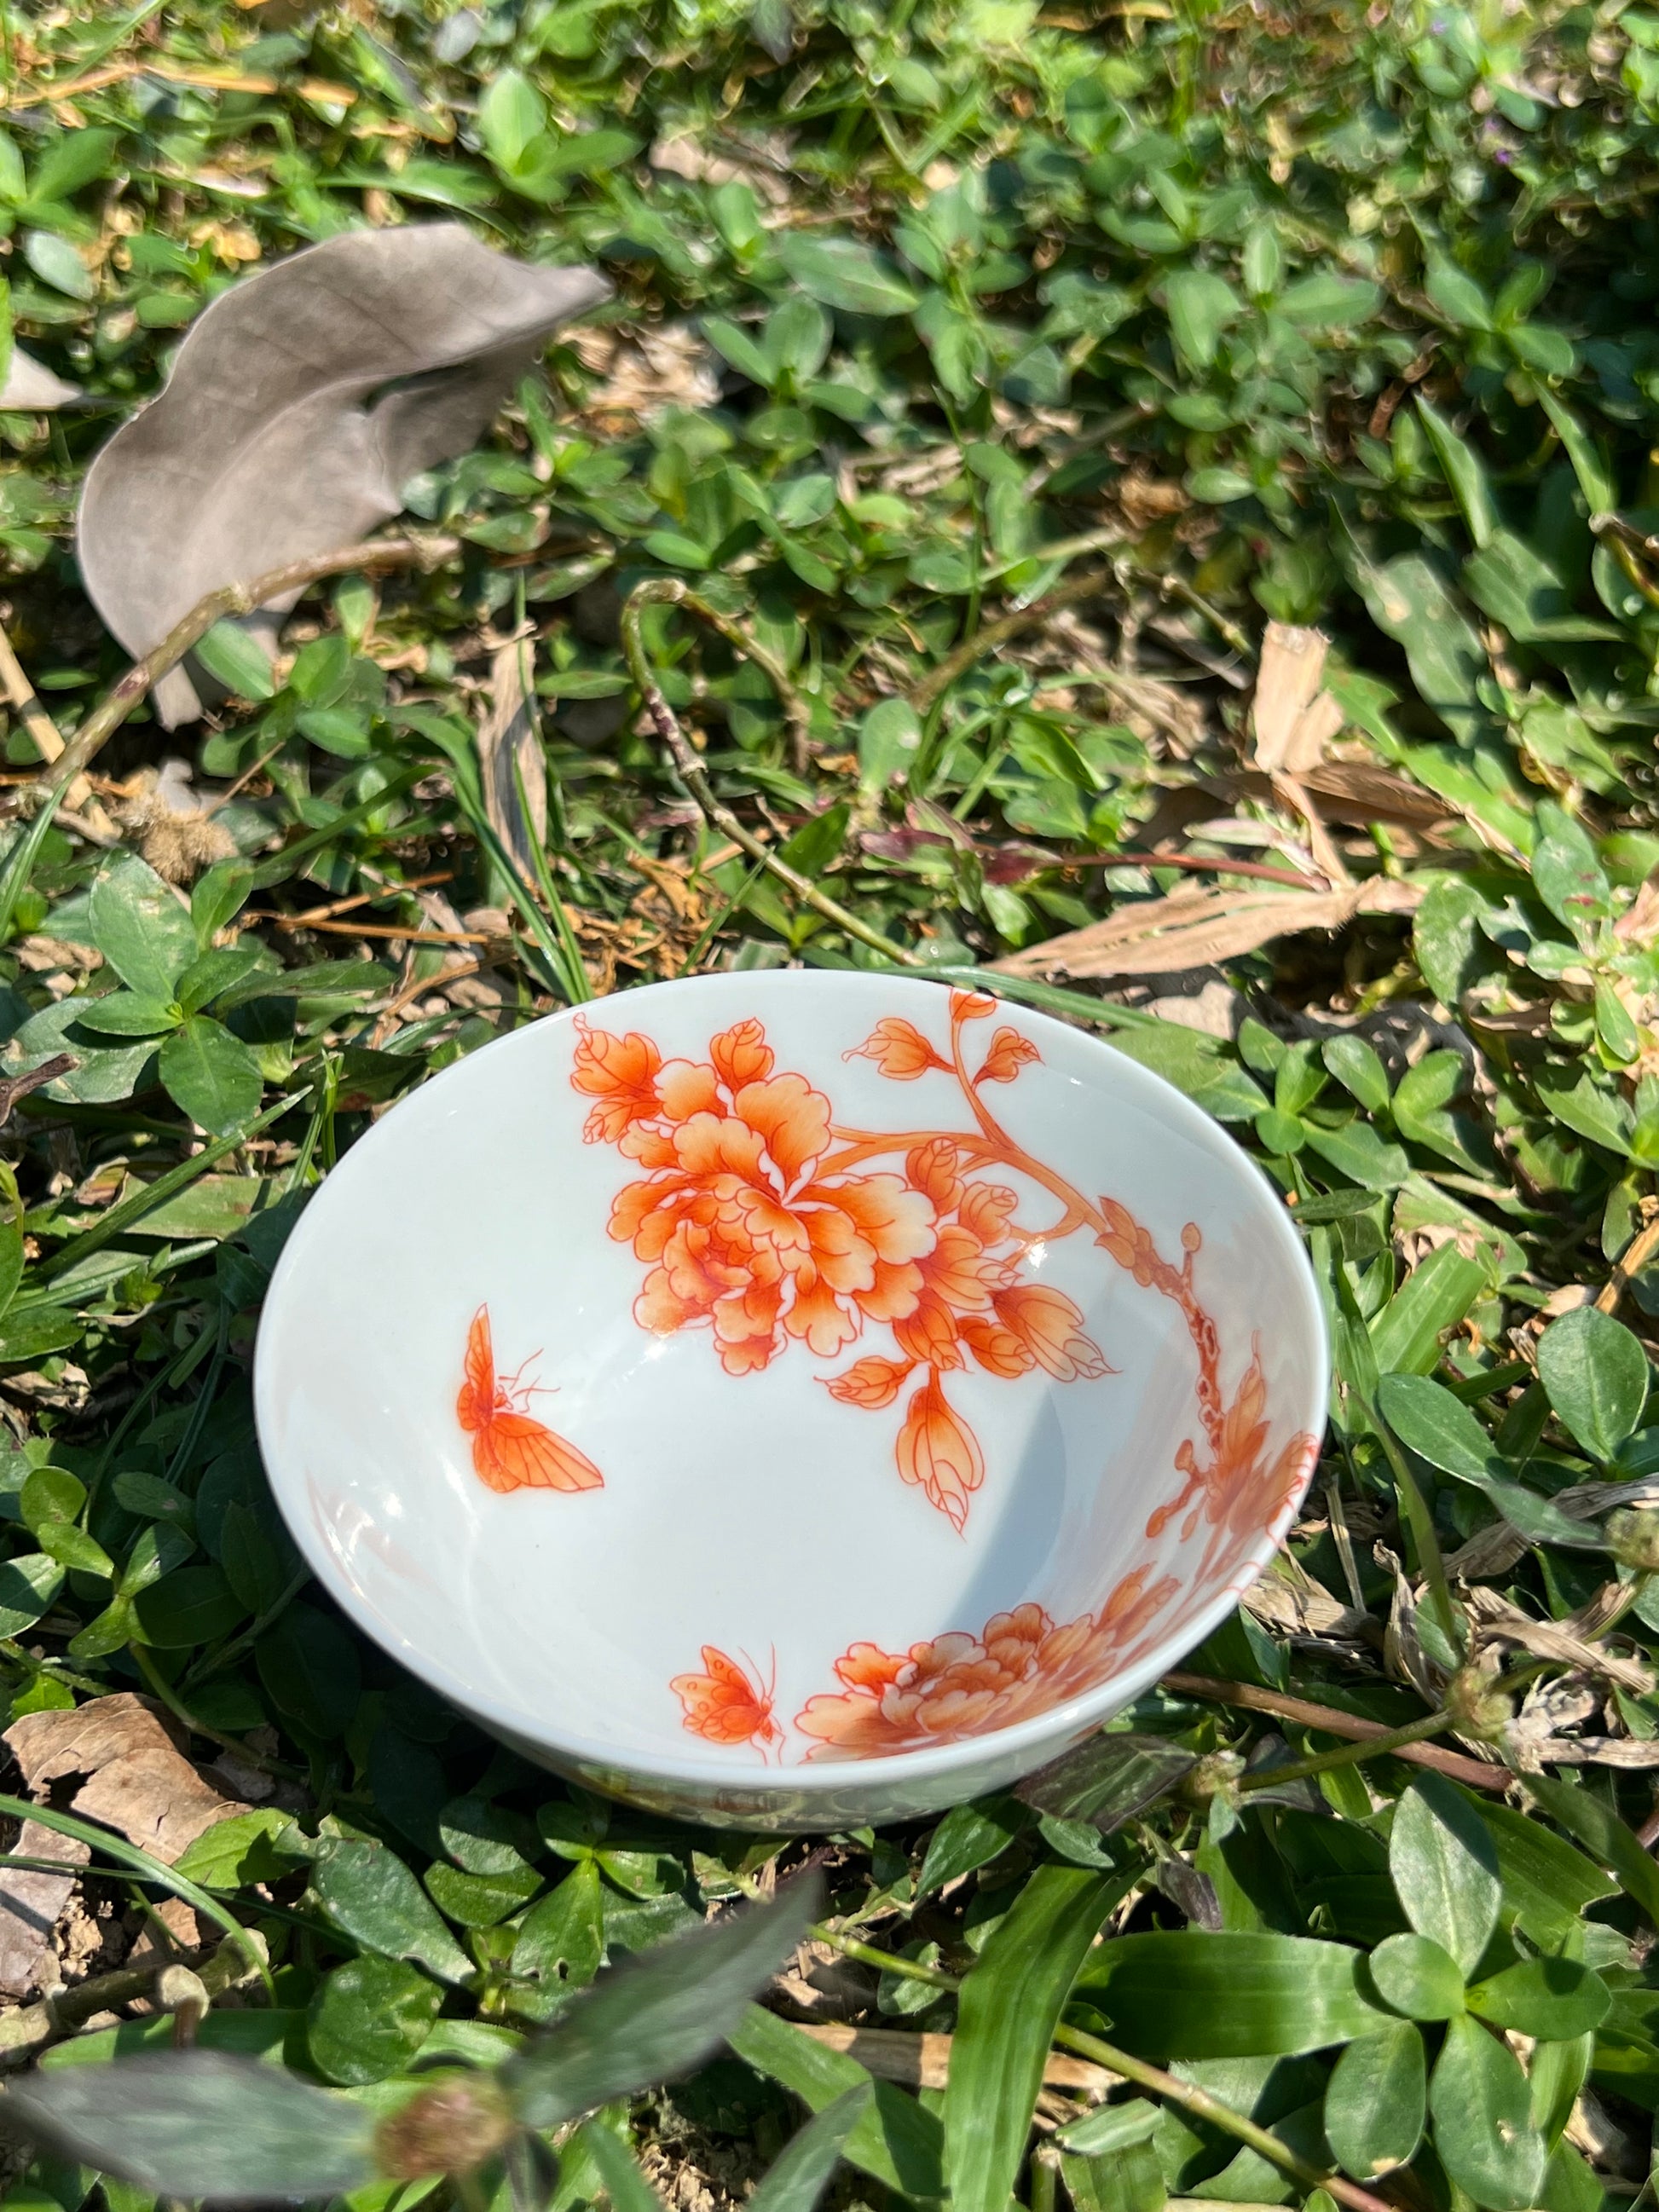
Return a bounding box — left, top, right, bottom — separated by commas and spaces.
624, 575, 813, 773
907, 569, 1117, 713
794, 2022, 1113, 2095
1599, 1214, 1659, 1316
37, 533, 460, 804
1162, 1671, 1506, 1790
0, 618, 113, 831
621, 580, 921, 967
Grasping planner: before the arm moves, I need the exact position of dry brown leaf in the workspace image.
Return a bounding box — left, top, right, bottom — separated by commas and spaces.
477, 638, 546, 881
794, 2022, 1114, 2096
1297, 759, 1453, 829
1243, 1558, 1369, 1643
1464, 1584, 1653, 1695
0, 1821, 90, 1997
1251, 622, 1336, 776
4, 1694, 247, 1865
993, 876, 1421, 981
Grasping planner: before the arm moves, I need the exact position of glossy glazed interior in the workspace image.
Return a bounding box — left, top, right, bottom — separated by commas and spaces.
255, 973, 1326, 1809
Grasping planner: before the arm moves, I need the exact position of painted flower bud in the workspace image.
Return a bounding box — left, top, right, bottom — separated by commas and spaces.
1608, 1506, 1659, 1575
375, 2076, 515, 2180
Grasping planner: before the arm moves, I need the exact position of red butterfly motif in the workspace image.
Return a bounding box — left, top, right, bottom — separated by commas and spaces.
671, 1645, 782, 1759
456, 1305, 604, 1495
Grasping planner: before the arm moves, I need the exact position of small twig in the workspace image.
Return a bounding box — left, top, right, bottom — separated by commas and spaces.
621, 580, 921, 967
0, 1052, 73, 1128
267, 869, 455, 929
1066, 848, 1321, 890
371, 954, 484, 1042
36, 533, 460, 804
1599, 1215, 1659, 1316
1161, 1671, 1506, 1790
250, 915, 494, 946
0, 617, 113, 830
907, 569, 1116, 713
792, 2022, 1113, 2096
634, 579, 814, 775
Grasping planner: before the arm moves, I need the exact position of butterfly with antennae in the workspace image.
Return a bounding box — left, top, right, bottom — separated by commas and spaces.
672, 1645, 783, 1760
456, 1305, 604, 1494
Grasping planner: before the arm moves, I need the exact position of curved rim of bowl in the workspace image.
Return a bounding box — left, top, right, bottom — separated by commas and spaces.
255, 970, 1330, 1802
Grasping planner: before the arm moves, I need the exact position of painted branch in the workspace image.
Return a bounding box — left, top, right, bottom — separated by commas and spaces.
38, 533, 461, 802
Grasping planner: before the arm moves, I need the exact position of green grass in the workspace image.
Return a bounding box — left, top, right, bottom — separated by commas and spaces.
0, 1, 1658, 2208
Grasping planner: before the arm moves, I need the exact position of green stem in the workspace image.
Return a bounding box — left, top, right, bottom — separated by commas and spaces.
621, 580, 920, 967
1234, 1707, 1454, 1793
808, 1923, 1393, 2212
35, 1089, 309, 1281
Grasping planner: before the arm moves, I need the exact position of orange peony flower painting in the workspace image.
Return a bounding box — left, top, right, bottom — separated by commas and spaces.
571, 998, 1111, 1529
793, 1571, 1182, 1760
574, 989, 1314, 1569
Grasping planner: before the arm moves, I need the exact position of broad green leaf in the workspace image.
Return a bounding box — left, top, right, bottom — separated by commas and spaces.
1413, 877, 1487, 1005
0, 1551, 63, 1636
916, 1798, 1026, 1895
1425, 257, 1493, 330
777, 235, 918, 316
1349, 550, 1488, 746
745, 2088, 872, 2212
88, 855, 198, 1002
511, 1857, 604, 2017
158, 1017, 263, 1135
71, 991, 181, 1037
1465, 1956, 1608, 2042
1164, 268, 1240, 370
257, 1604, 361, 1738
1275, 271, 1380, 327
1324, 2021, 1425, 2176
5, 2052, 376, 2202
1428, 2013, 1547, 2209
1367, 1242, 1488, 1374
312, 1837, 474, 1984
1074, 1932, 1388, 2056
1299, 1119, 1410, 1189
1522, 1774, 1659, 1929
945, 1866, 1128, 2212
728, 2007, 945, 2201
1016, 1734, 1195, 1830
858, 696, 922, 790
1390, 1776, 1500, 1975
1367, 1932, 1465, 2022
131, 1562, 242, 1644
1321, 1035, 1390, 1114
1470, 1796, 1615, 1942
1531, 801, 1611, 945
1416, 397, 1498, 548
1376, 1374, 1604, 1550
477, 68, 546, 169
306, 1955, 442, 2085
174, 1809, 306, 1889
500, 1878, 819, 2128
1536, 1307, 1648, 1460
194, 620, 278, 703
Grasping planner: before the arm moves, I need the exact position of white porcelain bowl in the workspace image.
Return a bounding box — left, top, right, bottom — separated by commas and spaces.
255, 973, 1327, 1828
